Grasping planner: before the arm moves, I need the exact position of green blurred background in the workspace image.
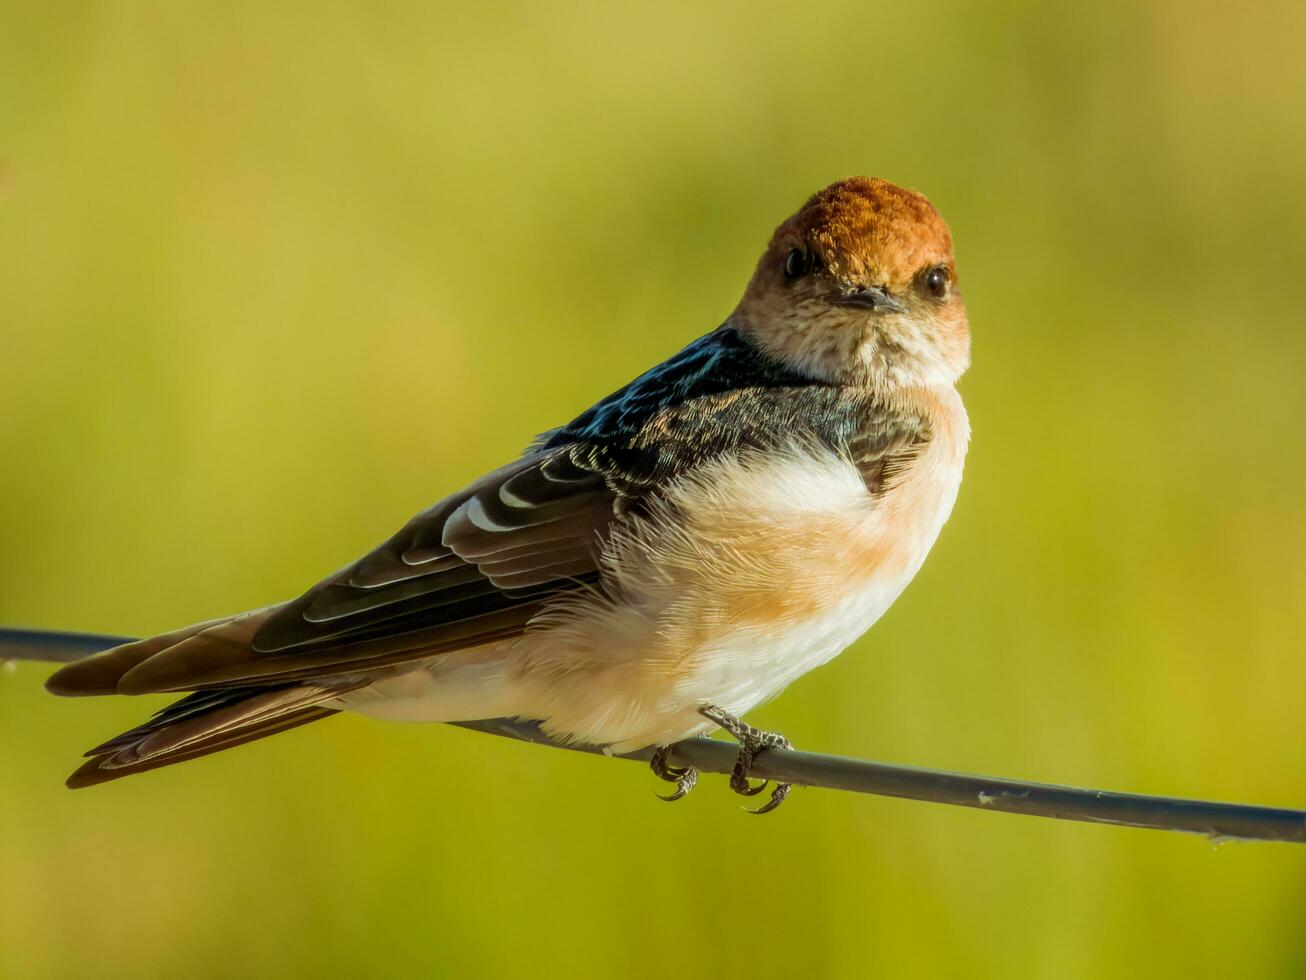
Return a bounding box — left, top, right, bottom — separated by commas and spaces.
3, 2, 1306, 977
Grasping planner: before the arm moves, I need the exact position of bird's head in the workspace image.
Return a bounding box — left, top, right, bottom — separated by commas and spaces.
733, 177, 970, 389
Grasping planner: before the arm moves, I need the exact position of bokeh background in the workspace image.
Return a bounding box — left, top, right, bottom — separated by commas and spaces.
3, 2, 1306, 977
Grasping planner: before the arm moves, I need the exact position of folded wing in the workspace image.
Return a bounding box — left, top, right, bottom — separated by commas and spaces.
48, 449, 618, 695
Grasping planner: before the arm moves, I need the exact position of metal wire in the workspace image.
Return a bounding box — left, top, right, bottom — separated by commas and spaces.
6, 627, 1304, 843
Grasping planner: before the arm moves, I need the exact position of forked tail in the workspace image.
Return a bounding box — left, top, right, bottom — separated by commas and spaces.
4, 624, 355, 788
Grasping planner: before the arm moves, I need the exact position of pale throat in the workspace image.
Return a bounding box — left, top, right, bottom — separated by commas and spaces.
734, 305, 967, 391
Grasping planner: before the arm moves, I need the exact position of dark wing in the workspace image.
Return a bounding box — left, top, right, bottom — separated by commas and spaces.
83, 450, 619, 693
49, 326, 924, 699
46, 325, 931, 787
48, 448, 627, 785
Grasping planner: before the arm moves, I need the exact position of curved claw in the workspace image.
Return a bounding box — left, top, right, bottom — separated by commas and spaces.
732, 776, 769, 797
745, 783, 791, 815
650, 745, 698, 802
655, 766, 698, 802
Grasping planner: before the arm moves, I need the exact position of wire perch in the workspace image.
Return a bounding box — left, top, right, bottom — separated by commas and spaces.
4, 626, 1304, 844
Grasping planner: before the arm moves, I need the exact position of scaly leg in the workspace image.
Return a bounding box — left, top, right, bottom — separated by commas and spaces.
698, 705, 792, 814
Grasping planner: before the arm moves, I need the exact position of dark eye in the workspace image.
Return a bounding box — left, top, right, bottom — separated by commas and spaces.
925, 265, 950, 297
784, 248, 810, 280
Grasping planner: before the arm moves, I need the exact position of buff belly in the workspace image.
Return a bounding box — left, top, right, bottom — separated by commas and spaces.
338, 415, 964, 751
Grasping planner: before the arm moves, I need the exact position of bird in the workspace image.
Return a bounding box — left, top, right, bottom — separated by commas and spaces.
39, 176, 971, 811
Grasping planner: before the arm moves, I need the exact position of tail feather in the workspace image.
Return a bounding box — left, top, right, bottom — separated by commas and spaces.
68, 704, 340, 788
5, 619, 367, 788
44, 610, 277, 696
66, 681, 366, 788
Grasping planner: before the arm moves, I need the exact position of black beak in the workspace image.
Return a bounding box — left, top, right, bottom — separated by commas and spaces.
835, 286, 905, 314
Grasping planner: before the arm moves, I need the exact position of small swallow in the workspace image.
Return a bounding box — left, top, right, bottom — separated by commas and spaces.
46, 177, 971, 811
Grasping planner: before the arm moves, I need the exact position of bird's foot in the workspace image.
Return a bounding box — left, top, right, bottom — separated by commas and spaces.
698, 705, 792, 814
649, 744, 698, 802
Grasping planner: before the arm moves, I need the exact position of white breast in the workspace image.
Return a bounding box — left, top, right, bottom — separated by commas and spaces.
509, 397, 965, 750
664, 438, 963, 718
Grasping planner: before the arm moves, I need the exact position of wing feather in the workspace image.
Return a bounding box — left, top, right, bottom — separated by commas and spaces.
46, 325, 940, 786
52, 327, 928, 704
